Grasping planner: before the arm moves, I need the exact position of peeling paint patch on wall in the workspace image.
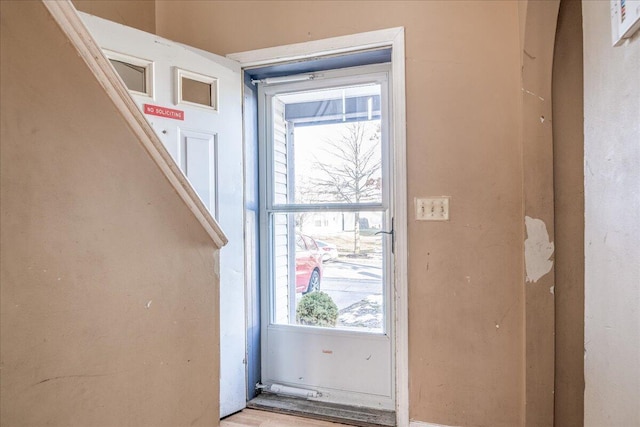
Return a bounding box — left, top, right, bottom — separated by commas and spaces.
524, 216, 554, 283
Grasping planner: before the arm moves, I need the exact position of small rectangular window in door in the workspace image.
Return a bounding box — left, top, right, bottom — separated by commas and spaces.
175, 68, 218, 111
181, 78, 212, 106
103, 50, 153, 98
109, 59, 146, 92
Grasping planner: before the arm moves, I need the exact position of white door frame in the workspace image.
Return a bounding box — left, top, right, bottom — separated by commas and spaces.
228, 27, 408, 426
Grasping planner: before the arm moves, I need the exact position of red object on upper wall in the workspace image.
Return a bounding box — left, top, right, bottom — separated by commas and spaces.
143, 103, 184, 120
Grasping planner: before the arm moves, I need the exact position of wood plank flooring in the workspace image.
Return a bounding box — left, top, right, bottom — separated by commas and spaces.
221, 409, 357, 427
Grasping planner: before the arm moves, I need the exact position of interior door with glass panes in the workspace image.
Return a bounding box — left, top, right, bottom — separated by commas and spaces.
258, 64, 395, 410
80, 13, 246, 418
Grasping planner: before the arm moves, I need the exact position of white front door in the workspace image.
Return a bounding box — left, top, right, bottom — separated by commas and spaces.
258, 64, 395, 410
80, 14, 246, 418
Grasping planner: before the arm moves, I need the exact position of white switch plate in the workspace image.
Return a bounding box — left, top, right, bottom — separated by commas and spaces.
416, 197, 450, 221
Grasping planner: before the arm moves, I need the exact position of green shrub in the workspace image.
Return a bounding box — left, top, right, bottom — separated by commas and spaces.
296, 291, 338, 327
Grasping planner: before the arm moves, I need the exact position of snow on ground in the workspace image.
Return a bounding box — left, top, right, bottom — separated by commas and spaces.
337, 294, 383, 331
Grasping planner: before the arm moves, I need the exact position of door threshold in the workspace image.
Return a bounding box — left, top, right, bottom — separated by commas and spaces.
247, 393, 395, 427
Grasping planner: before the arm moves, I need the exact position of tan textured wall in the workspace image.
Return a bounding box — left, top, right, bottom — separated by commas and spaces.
583, 1, 640, 426
156, 2, 526, 426
552, 1, 584, 425
73, 0, 155, 33
519, 2, 560, 426
0, 2, 220, 426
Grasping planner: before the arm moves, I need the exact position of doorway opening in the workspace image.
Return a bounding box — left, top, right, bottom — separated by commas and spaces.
232, 28, 407, 426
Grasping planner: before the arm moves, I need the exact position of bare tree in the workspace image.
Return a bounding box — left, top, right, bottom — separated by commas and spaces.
294, 176, 318, 233
311, 121, 381, 254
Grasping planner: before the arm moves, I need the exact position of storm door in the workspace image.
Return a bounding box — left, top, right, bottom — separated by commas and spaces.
258, 64, 395, 410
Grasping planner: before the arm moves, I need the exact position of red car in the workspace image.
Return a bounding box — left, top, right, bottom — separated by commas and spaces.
295, 234, 323, 294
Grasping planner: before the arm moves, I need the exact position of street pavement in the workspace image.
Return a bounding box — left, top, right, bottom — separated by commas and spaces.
321, 259, 382, 310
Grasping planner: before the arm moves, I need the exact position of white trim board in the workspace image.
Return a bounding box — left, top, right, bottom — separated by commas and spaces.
410, 421, 461, 427
228, 27, 408, 426
44, 0, 227, 248
228, 27, 404, 68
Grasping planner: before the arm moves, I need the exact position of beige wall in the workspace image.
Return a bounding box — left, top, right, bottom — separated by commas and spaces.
518, 2, 560, 424
0, 2, 220, 426
582, 1, 640, 426
6, 1, 612, 426
156, 2, 527, 426
73, 0, 155, 33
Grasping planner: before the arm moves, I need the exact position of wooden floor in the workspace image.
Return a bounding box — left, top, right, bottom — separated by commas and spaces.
221, 409, 357, 427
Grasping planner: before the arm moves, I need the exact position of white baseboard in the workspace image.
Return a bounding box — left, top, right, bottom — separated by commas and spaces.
410, 421, 460, 427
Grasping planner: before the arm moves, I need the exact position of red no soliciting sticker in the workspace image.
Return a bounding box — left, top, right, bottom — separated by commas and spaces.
143, 104, 184, 121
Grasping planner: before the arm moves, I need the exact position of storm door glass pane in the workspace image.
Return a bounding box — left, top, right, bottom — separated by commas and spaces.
273, 84, 382, 205
271, 211, 384, 333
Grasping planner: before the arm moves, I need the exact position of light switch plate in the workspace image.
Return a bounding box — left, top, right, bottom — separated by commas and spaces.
416, 197, 450, 221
